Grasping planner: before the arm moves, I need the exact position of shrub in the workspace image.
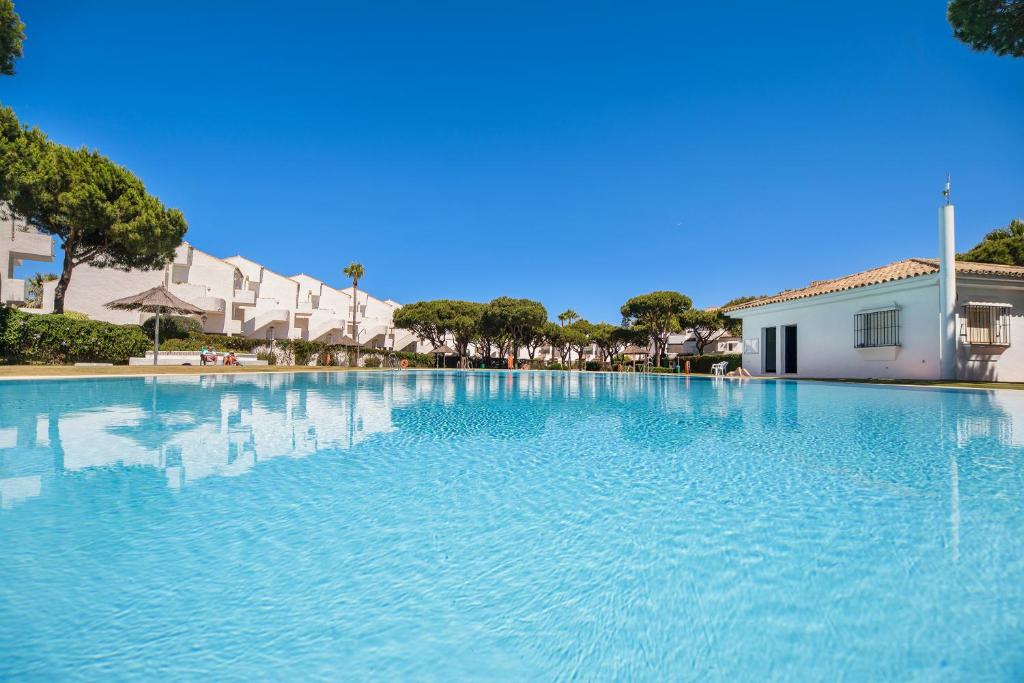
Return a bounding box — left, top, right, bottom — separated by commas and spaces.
585, 360, 604, 371
0, 308, 149, 364
159, 333, 261, 353
546, 361, 565, 370
362, 355, 382, 368
256, 350, 277, 366
274, 339, 321, 366
362, 349, 434, 368
142, 314, 201, 342
62, 311, 90, 321
678, 353, 742, 374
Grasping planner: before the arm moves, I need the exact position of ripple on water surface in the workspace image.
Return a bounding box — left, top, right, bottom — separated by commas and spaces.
0, 371, 1022, 680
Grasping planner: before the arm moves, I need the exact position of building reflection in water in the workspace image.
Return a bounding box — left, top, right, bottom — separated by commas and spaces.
1, 373, 407, 508
1, 371, 636, 509
2, 372, 1023, 548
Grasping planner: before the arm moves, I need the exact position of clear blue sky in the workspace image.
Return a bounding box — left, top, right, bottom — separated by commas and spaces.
6, 1, 1023, 322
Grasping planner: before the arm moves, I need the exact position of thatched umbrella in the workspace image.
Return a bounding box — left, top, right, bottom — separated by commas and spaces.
105, 286, 205, 365
329, 334, 358, 366
429, 344, 456, 368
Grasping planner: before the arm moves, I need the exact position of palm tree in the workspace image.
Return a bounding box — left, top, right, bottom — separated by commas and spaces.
343, 262, 365, 341
25, 273, 57, 308
558, 308, 579, 327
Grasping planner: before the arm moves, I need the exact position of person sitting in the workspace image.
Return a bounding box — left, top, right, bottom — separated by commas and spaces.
201, 346, 218, 365
224, 352, 239, 366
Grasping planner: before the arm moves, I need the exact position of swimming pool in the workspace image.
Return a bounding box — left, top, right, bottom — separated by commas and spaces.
1, 371, 1021, 680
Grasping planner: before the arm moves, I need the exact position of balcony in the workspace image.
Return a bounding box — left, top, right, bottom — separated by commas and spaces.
295, 300, 314, 315
233, 288, 256, 305
243, 308, 289, 336
1, 278, 27, 304
193, 296, 226, 314
9, 230, 54, 262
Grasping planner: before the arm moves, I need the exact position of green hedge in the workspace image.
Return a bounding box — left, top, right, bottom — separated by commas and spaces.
679, 353, 742, 374
361, 348, 434, 368
160, 333, 262, 352
142, 314, 202, 342
0, 308, 150, 365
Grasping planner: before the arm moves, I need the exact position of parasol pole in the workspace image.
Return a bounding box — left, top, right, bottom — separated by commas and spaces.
154, 305, 161, 366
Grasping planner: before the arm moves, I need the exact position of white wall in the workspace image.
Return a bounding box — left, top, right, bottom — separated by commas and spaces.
733, 275, 942, 380
956, 277, 1024, 383
44, 262, 167, 323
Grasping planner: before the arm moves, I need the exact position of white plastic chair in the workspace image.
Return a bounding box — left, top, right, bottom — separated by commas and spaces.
711, 361, 727, 376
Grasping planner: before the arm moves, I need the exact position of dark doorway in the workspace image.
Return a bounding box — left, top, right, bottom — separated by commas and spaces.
763, 327, 777, 374
784, 325, 798, 374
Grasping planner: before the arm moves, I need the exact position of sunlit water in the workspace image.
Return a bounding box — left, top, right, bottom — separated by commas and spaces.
1, 371, 1022, 680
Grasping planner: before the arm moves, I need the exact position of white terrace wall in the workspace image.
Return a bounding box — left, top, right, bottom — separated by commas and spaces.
735, 275, 942, 380
170, 245, 244, 335
41, 262, 166, 324
223, 256, 300, 339
956, 277, 1024, 383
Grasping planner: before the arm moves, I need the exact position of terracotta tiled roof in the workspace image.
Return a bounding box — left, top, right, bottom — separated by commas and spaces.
723, 258, 1024, 312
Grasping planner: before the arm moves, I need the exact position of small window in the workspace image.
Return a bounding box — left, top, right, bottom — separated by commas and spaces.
961, 304, 1011, 346
855, 308, 900, 348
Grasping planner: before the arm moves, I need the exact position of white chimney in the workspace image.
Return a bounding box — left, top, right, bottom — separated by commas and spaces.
938, 179, 957, 380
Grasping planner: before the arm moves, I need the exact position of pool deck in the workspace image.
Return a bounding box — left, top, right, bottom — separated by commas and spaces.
0, 364, 1023, 390
0, 365, 373, 380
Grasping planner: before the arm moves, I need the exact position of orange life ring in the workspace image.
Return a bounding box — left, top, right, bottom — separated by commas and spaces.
399, 359, 410, 369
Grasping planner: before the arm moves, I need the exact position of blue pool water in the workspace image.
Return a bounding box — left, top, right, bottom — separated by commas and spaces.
1, 371, 1022, 680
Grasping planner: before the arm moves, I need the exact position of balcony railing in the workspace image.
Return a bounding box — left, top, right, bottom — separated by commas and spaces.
9, 230, 54, 261
233, 289, 256, 305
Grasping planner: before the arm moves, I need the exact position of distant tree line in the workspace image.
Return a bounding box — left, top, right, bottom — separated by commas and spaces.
394, 292, 742, 368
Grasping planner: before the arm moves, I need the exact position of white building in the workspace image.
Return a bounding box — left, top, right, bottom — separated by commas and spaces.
726, 200, 1024, 382
666, 330, 741, 356
39, 241, 422, 350
1, 207, 54, 307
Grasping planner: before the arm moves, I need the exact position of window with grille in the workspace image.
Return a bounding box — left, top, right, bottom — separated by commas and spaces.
961, 305, 1011, 346
854, 308, 900, 348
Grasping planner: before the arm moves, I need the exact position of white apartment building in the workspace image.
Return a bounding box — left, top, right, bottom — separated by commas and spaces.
1, 207, 54, 307
39, 241, 423, 350
666, 330, 741, 356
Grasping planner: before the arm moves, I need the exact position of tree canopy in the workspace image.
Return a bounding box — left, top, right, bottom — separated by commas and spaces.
948, 0, 1024, 57
620, 290, 692, 365
0, 0, 24, 76
679, 309, 733, 356
393, 301, 447, 350
342, 262, 364, 286
589, 322, 629, 365
720, 295, 763, 309
480, 297, 547, 359
566, 320, 592, 369
393, 299, 485, 358
543, 322, 572, 366
0, 106, 188, 313
959, 219, 1024, 266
